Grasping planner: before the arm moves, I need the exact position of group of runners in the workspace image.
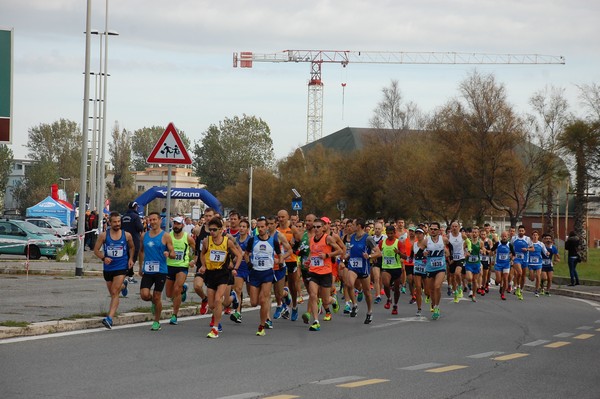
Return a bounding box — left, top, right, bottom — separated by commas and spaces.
94, 209, 561, 337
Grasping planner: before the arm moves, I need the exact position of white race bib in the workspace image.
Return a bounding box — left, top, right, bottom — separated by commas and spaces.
349, 257, 362, 268
468, 255, 478, 263
431, 258, 444, 268
310, 256, 324, 267
453, 253, 463, 261
481, 255, 490, 262
515, 253, 525, 259
498, 253, 509, 261
144, 261, 159, 273
383, 256, 395, 266
529, 256, 540, 264
209, 250, 226, 263
106, 245, 124, 258
175, 250, 185, 261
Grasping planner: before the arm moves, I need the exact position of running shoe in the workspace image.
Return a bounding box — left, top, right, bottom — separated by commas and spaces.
281, 306, 290, 319
364, 313, 373, 324
151, 321, 161, 331
230, 290, 239, 310
127, 277, 138, 284
207, 328, 219, 338
283, 287, 292, 306
471, 295, 476, 302
223, 306, 232, 315
384, 300, 391, 310
200, 298, 208, 315
534, 291, 540, 298
432, 308, 440, 320
416, 309, 422, 317
501, 293, 506, 300
332, 296, 340, 313
265, 319, 273, 329
447, 286, 452, 296
357, 290, 364, 302
297, 296, 304, 304
401, 286, 406, 294
218, 323, 223, 332
480, 289, 486, 297
409, 296, 416, 305
350, 305, 358, 318
458, 288, 464, 298
380, 289, 385, 296
453, 291, 459, 303
545, 292, 551, 297
425, 295, 431, 304
256, 325, 266, 336
517, 291, 524, 301
210, 315, 215, 327
430, 305, 434, 312
484, 285, 490, 293
391, 306, 398, 315
302, 312, 310, 324
291, 307, 299, 321
374, 296, 382, 304
540, 288, 545, 295
273, 305, 283, 319
323, 312, 332, 321
121, 279, 128, 297
343, 303, 351, 314
309, 321, 321, 331
468, 290, 474, 298
102, 316, 113, 329
170, 315, 178, 325
181, 283, 188, 302
230, 311, 242, 323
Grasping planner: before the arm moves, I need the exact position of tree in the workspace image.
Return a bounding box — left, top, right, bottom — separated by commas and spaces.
108, 122, 133, 189
0, 145, 14, 207
131, 125, 191, 171
557, 119, 600, 261
19, 119, 82, 211
369, 79, 427, 131
193, 114, 275, 193
527, 86, 571, 236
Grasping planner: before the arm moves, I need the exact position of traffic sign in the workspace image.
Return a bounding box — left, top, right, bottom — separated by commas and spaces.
147, 122, 192, 165
292, 198, 303, 211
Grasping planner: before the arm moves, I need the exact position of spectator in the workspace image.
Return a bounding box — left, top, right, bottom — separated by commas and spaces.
565, 231, 581, 286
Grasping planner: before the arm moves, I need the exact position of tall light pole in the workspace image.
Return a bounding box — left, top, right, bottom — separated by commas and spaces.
97, 0, 118, 224
59, 177, 71, 193
76, 0, 93, 277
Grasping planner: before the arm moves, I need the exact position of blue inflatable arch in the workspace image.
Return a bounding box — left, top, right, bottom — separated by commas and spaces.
133, 186, 223, 215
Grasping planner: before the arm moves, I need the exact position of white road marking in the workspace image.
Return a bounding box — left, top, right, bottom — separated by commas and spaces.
576, 326, 594, 330
554, 332, 575, 338
567, 297, 600, 309
215, 393, 262, 399
467, 351, 504, 358
400, 363, 444, 371
312, 376, 364, 385
524, 340, 551, 346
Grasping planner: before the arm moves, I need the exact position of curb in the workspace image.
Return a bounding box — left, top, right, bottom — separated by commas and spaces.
0, 303, 201, 340
0, 267, 103, 277
522, 284, 600, 302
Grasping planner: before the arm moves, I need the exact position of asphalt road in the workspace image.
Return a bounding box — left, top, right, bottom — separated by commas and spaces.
2, 286, 599, 399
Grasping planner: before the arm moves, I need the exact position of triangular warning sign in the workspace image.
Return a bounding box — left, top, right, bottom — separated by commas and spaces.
146, 122, 192, 165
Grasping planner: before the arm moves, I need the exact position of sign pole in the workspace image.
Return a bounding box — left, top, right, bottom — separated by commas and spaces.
165, 164, 172, 233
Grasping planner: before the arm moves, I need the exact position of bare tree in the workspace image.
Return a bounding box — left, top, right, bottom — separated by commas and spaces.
370, 80, 426, 131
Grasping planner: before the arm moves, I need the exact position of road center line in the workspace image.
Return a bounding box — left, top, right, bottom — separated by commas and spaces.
337, 379, 389, 388
492, 353, 529, 361
467, 351, 504, 358
312, 376, 364, 385
400, 363, 444, 371
426, 365, 469, 373
576, 326, 594, 330
573, 333, 594, 340
215, 393, 263, 399
544, 341, 571, 348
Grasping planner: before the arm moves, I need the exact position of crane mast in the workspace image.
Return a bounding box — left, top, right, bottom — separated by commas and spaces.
233, 50, 565, 143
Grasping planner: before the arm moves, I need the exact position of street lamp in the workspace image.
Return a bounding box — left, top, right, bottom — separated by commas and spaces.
59, 177, 71, 193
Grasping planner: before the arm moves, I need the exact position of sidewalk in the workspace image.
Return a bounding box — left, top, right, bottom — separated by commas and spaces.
1, 259, 599, 339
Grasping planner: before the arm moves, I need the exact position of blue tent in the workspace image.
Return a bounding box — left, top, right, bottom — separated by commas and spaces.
133, 186, 223, 215
26, 196, 74, 225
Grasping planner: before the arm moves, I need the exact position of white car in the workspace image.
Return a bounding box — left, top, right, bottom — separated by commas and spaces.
26, 217, 74, 240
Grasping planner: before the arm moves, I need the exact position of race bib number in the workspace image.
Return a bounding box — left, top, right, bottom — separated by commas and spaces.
383, 256, 395, 266
529, 256, 540, 264
414, 262, 426, 274
498, 253, 509, 261
255, 256, 269, 268
175, 250, 185, 261
515, 253, 525, 259
144, 261, 159, 273
349, 257, 362, 268
106, 245, 124, 257
542, 258, 551, 265
481, 255, 490, 262
431, 258, 444, 268
453, 253, 462, 261
310, 256, 324, 267
209, 250, 227, 263
468, 255, 478, 263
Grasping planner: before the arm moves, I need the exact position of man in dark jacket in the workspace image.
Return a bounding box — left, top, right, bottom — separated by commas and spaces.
565, 231, 581, 286
122, 201, 144, 283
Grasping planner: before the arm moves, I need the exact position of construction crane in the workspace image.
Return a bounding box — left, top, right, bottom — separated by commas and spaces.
233, 50, 565, 144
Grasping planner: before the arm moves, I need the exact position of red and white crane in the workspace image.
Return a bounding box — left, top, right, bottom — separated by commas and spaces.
234, 50, 565, 143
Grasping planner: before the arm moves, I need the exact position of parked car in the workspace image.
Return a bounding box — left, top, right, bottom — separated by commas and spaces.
0, 219, 64, 260
26, 217, 73, 239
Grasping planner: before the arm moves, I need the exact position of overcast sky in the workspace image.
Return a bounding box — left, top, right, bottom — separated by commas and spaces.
2, 0, 599, 161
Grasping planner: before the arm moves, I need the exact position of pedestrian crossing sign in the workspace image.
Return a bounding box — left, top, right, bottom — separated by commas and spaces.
147, 122, 192, 165
292, 198, 302, 211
